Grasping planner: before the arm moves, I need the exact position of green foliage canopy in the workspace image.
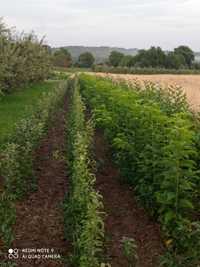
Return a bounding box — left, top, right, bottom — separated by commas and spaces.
109, 51, 124, 67
78, 52, 95, 68
174, 45, 195, 67
0, 19, 52, 93
53, 48, 72, 68
107, 45, 196, 70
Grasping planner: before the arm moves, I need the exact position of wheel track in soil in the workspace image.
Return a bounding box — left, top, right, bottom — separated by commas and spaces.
94, 128, 165, 267
11, 96, 70, 267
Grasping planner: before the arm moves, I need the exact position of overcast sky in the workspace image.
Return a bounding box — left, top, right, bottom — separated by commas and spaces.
1, 0, 200, 50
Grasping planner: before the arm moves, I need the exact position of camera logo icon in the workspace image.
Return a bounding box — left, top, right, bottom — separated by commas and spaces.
8, 248, 19, 259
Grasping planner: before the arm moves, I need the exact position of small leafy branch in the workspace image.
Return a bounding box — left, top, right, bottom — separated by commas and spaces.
121, 237, 138, 267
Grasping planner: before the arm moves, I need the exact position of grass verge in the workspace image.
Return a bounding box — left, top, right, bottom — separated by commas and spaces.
0, 81, 59, 144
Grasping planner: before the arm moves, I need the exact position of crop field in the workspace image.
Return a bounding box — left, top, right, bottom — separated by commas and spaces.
94, 73, 200, 111
1, 5, 200, 266
1, 71, 200, 267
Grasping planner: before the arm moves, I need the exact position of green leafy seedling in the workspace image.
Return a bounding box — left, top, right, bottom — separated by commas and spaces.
121, 237, 138, 267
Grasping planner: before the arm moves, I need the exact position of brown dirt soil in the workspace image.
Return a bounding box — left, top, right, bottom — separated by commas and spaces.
93, 73, 200, 111
94, 129, 164, 267
9, 98, 70, 267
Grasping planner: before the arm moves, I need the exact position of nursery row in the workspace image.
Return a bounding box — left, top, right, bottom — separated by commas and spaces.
79, 74, 200, 267
93, 65, 200, 75
64, 78, 104, 267
0, 80, 68, 247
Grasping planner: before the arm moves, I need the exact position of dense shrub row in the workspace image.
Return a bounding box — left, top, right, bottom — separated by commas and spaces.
79, 74, 200, 266
112, 78, 189, 116
93, 65, 200, 75
0, 19, 51, 94
0, 81, 68, 246
64, 78, 104, 267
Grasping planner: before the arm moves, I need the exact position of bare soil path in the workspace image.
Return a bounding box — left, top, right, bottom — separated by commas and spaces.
94, 129, 164, 267
11, 97, 70, 267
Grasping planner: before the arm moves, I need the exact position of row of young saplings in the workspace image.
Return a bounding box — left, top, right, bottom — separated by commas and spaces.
93, 65, 200, 75
63, 78, 105, 267
1, 74, 199, 266
64, 78, 141, 267
0, 81, 68, 252
0, 77, 132, 267
79, 74, 200, 267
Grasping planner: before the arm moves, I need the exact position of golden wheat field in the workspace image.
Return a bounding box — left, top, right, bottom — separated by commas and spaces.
94, 73, 200, 111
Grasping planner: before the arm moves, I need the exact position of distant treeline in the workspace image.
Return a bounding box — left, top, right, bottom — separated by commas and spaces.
107, 46, 200, 69
0, 19, 51, 93
53, 46, 200, 72
93, 66, 200, 75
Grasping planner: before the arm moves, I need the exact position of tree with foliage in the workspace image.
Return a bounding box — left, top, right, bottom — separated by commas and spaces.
134, 47, 166, 68
78, 52, 95, 68
192, 61, 200, 70
120, 55, 135, 67
174, 46, 194, 68
165, 52, 186, 69
53, 48, 72, 68
109, 51, 124, 67
0, 19, 51, 93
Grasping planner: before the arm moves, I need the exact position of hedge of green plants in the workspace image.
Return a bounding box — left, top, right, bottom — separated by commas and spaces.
0, 80, 68, 247
93, 65, 200, 75
0, 19, 51, 94
64, 78, 104, 267
79, 74, 200, 267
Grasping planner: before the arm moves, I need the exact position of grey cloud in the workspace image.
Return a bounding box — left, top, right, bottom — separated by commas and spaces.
1, 0, 199, 50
